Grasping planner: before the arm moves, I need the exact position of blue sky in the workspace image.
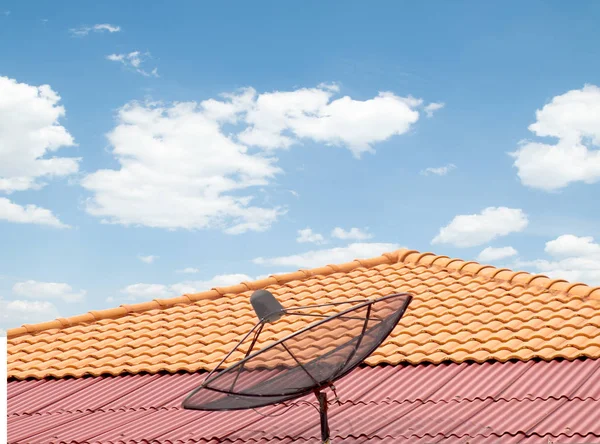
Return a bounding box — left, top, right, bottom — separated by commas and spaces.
1, 1, 600, 332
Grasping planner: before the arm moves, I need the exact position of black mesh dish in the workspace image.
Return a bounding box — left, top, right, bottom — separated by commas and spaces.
182, 293, 412, 411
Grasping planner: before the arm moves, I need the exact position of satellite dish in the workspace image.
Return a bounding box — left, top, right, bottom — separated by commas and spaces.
183, 291, 412, 443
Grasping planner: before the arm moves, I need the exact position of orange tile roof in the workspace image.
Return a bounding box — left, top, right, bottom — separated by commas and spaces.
7, 248, 600, 380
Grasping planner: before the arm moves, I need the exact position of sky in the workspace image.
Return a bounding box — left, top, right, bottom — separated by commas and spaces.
1, 1, 600, 333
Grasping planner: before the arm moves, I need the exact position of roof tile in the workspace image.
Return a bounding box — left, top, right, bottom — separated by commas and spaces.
7, 248, 600, 379
8, 360, 600, 443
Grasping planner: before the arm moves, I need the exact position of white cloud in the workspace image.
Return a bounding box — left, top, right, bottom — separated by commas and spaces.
511, 84, 600, 191
0, 76, 78, 193
0, 298, 60, 330
93, 24, 120, 33
477, 246, 518, 262
432, 207, 528, 248
176, 267, 200, 274
82, 85, 429, 233
253, 242, 401, 269
331, 227, 373, 240
296, 228, 326, 244
12, 280, 86, 302
520, 258, 600, 286
0, 198, 69, 228
232, 87, 423, 158
81, 100, 283, 233
517, 234, 600, 286
421, 163, 456, 176
544, 234, 600, 258
424, 102, 444, 118
106, 51, 158, 77
70, 23, 121, 36
255, 271, 293, 280
120, 283, 172, 299
119, 273, 252, 301
138, 255, 158, 264
317, 82, 340, 93
170, 274, 253, 295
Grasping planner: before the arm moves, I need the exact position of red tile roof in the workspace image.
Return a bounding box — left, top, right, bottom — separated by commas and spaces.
7, 359, 600, 443
7, 248, 600, 442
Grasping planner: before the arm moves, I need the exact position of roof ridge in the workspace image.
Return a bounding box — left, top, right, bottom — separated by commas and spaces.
7, 248, 600, 340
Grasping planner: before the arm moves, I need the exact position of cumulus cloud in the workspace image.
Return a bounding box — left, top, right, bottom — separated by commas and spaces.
119, 273, 252, 301
12, 280, 86, 302
233, 87, 422, 158
296, 228, 325, 244
517, 234, 600, 286
253, 242, 400, 269
421, 163, 456, 176
432, 207, 528, 248
0, 198, 69, 228
106, 51, 158, 77
477, 246, 518, 262
0, 76, 75, 228
83, 84, 427, 233
0, 298, 60, 331
511, 84, 600, 191
544, 234, 600, 258
81, 100, 283, 233
138, 255, 158, 264
331, 227, 372, 241
70, 23, 121, 36
0, 76, 78, 193
424, 102, 444, 118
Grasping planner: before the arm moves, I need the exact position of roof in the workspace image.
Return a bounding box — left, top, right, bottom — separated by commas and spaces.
8, 248, 600, 380
8, 358, 600, 443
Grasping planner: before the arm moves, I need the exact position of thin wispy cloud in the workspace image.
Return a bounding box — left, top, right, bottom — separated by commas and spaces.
176, 267, 200, 274
296, 228, 326, 244
118, 274, 252, 301
424, 102, 444, 117
331, 227, 372, 241
254, 242, 401, 269
138, 255, 158, 264
421, 163, 456, 176
13, 280, 86, 303
106, 51, 159, 77
70, 23, 121, 36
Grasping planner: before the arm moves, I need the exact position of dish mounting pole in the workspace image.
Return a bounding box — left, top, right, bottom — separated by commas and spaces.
315, 390, 330, 444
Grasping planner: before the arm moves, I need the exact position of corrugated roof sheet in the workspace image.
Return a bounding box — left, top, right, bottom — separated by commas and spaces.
8, 359, 600, 443
8, 248, 600, 379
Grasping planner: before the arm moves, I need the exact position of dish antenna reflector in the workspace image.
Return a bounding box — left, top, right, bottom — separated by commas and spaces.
183, 290, 412, 443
